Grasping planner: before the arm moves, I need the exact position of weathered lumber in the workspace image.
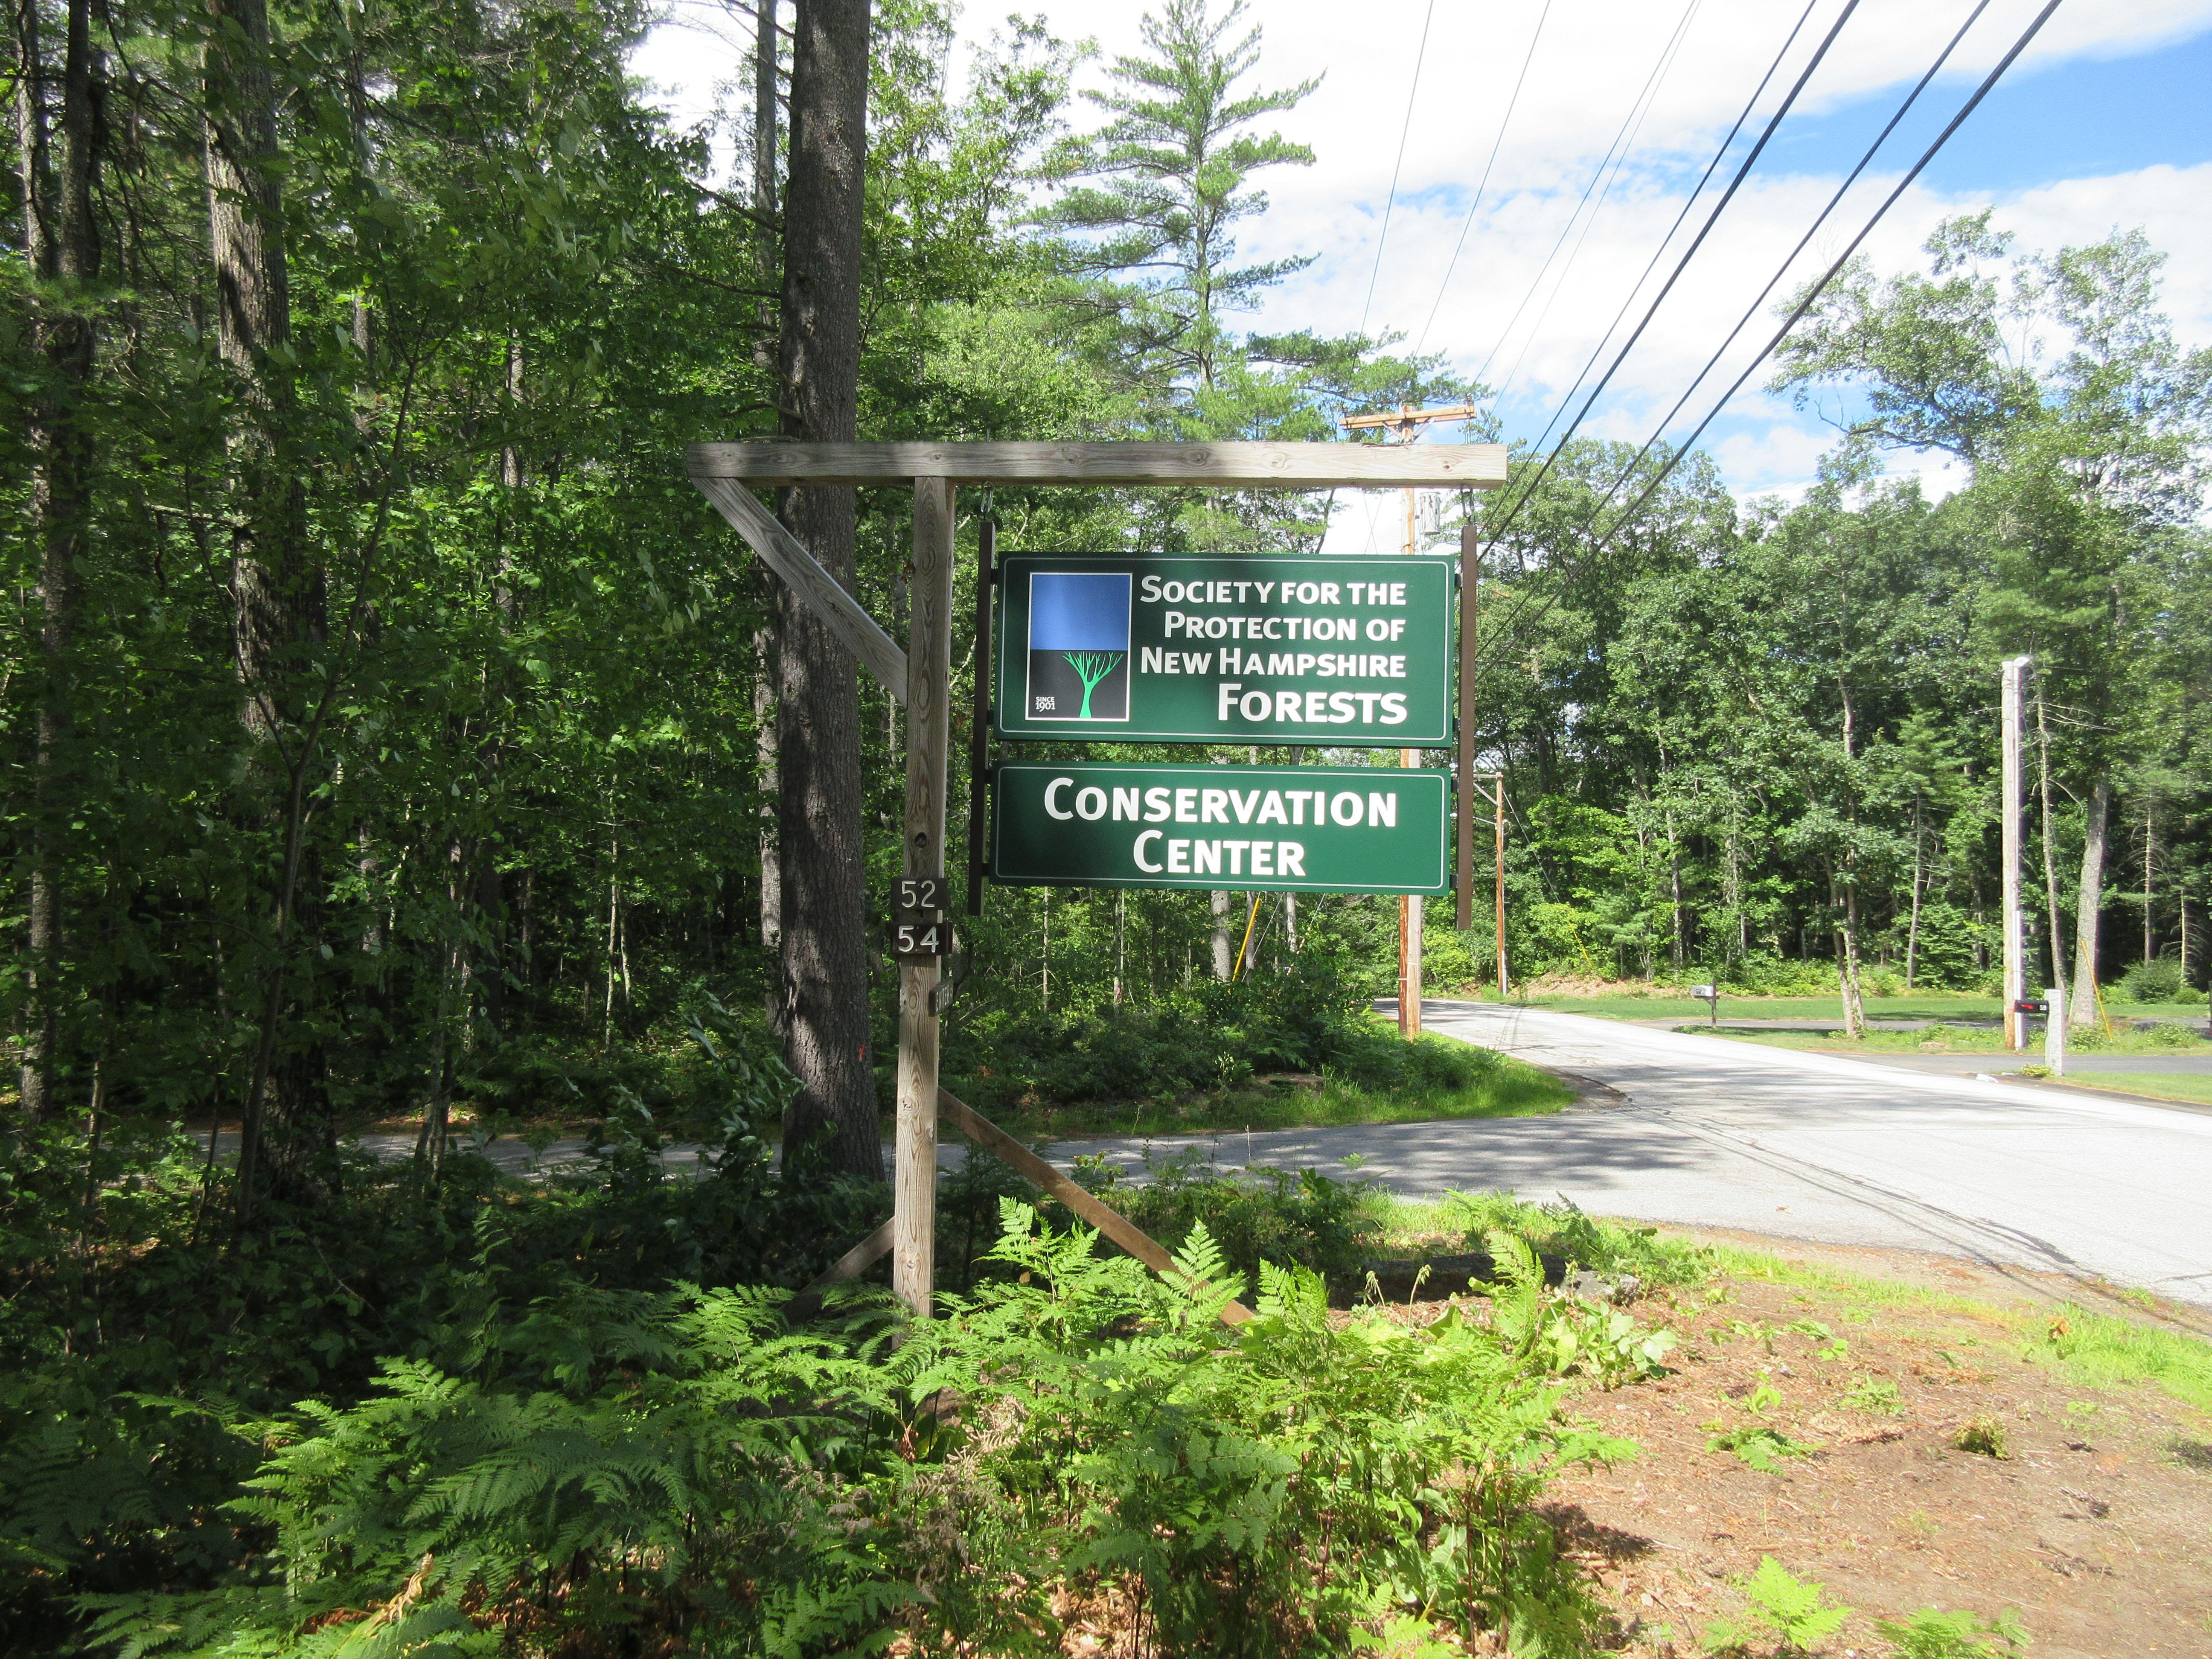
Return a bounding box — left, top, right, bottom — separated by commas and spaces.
691, 474, 908, 700
687, 440, 1509, 490
893, 478, 955, 1318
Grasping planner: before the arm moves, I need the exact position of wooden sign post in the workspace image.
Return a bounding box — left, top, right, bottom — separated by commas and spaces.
687, 440, 1507, 1321
894, 479, 955, 1316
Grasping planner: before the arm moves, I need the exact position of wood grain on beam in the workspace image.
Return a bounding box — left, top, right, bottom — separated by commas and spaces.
692, 476, 908, 701
688, 440, 1508, 490
937, 1089, 1254, 1326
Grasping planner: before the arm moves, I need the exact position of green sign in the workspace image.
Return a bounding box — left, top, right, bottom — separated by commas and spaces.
990, 762, 1450, 895
993, 555, 1455, 743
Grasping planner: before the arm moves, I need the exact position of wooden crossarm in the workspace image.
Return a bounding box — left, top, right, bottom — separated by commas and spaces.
687, 440, 1508, 490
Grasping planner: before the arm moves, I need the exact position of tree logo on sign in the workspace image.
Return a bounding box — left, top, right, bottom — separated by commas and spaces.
1025, 571, 1130, 722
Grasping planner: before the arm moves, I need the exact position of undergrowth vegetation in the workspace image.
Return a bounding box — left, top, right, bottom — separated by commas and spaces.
64, 1209, 1640, 1658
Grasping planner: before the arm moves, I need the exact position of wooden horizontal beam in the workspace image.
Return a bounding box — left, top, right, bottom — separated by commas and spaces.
687, 440, 1508, 490
691, 475, 908, 703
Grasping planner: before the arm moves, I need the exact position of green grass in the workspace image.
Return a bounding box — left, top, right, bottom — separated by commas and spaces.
2046, 1071, 2212, 1106
1677, 1024, 2212, 1060
1519, 988, 2211, 1025
1522, 990, 2005, 1023
1706, 1242, 2212, 1414
994, 1049, 1574, 1140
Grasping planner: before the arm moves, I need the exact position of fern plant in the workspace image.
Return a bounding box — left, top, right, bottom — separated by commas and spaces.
1702, 1557, 1852, 1654
83, 1202, 1640, 1659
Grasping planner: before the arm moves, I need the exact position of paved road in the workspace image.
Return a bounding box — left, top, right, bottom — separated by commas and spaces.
1054, 1000, 2212, 1310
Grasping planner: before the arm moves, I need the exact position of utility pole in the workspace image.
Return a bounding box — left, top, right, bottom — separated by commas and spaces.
1456, 524, 1479, 931
1495, 771, 1508, 997
2001, 655, 2031, 1051
1343, 403, 1481, 1040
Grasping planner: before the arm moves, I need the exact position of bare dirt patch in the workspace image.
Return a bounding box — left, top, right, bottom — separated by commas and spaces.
1547, 1257, 2212, 1657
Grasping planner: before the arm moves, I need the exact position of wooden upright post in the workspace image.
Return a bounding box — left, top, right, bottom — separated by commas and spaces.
894, 477, 956, 1318
2001, 655, 2029, 1051
1456, 525, 1478, 931
1399, 746, 1424, 1039
966, 513, 994, 917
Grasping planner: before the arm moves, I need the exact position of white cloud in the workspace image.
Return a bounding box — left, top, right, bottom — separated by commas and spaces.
630, 0, 2212, 522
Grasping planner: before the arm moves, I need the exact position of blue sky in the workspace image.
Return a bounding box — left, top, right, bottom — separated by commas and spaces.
632, 0, 2212, 544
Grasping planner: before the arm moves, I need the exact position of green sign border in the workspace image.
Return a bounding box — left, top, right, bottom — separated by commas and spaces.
993, 553, 1457, 745
988, 761, 1452, 896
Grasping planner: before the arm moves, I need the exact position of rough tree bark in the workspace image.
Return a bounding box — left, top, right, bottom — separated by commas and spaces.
2069, 779, 2110, 1029
205, 0, 329, 1211
2033, 686, 2069, 997
18, 0, 100, 1120
751, 0, 782, 960
773, 0, 880, 1181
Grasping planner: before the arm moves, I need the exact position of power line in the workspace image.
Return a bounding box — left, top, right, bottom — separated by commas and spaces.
1480, 0, 2067, 664
1481, 0, 1864, 553
1511, 0, 1819, 466
1487, 13, 1701, 407
1412, 0, 1552, 356
1575, 0, 1996, 529
1357, 0, 1440, 340
1469, 0, 1702, 393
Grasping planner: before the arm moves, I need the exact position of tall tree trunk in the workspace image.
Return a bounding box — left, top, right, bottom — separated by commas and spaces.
751, 0, 783, 964
1211, 890, 1233, 980
18, 0, 100, 1120
2069, 779, 2110, 1029
773, 0, 879, 1181
1833, 866, 1866, 1039
2142, 799, 2154, 967
2033, 686, 2068, 996
1904, 796, 1925, 990
1664, 806, 1685, 973
206, 0, 329, 1213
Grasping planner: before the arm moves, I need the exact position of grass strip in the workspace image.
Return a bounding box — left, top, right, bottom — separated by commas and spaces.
1703, 1242, 2212, 1415
993, 1048, 1573, 1140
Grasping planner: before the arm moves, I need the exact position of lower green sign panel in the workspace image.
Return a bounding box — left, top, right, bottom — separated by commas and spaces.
990, 762, 1449, 895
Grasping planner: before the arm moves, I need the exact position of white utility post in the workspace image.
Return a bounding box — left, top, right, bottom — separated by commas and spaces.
2043, 985, 2067, 1075
2001, 655, 2032, 1051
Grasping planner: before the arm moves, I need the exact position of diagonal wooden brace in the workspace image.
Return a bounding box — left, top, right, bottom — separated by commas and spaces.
938, 1089, 1254, 1325
692, 474, 909, 702
786, 1217, 894, 1323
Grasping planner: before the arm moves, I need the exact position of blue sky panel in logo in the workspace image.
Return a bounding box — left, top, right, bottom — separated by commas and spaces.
1026, 571, 1130, 722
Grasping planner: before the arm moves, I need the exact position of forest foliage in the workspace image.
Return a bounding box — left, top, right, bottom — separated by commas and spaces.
5, 0, 2211, 1648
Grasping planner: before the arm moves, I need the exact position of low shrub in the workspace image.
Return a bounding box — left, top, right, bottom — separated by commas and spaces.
948, 960, 1373, 1111
1952, 1414, 2010, 1458
1439, 1190, 1712, 1286
2118, 956, 2186, 1003
1077, 1147, 1376, 1287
